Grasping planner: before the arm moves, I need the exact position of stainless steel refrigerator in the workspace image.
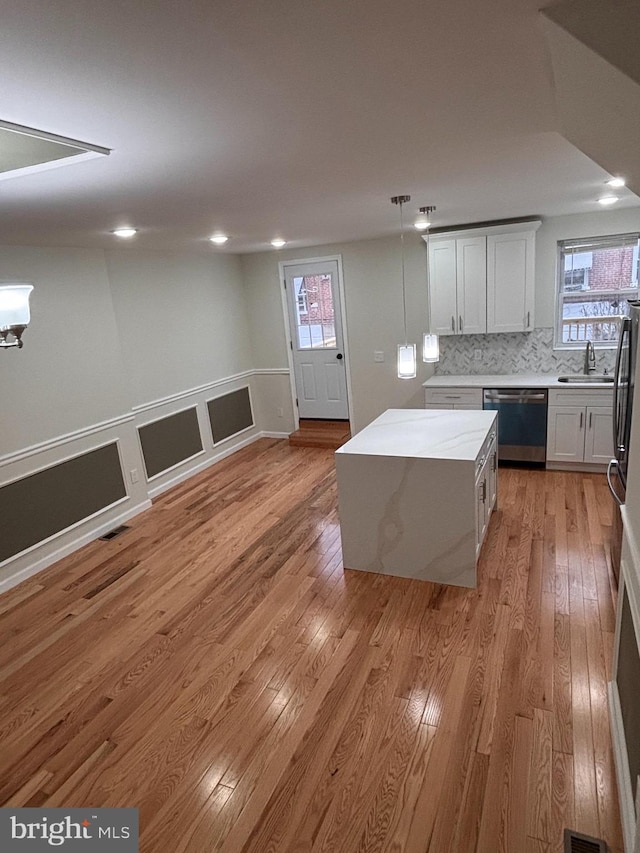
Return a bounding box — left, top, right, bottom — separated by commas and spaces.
608, 300, 640, 580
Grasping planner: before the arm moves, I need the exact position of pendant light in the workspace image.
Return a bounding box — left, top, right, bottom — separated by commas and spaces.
391, 195, 416, 379
419, 206, 439, 363
422, 333, 439, 362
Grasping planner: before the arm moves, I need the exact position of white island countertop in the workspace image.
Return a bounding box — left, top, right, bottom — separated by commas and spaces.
336, 408, 497, 461
423, 373, 613, 389
335, 408, 498, 587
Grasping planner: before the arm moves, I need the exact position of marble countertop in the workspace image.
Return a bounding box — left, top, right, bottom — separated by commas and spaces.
424, 373, 614, 389
336, 408, 497, 461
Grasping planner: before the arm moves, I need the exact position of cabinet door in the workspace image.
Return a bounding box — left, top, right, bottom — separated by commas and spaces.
584, 406, 614, 463
476, 473, 487, 554
486, 230, 535, 333
546, 406, 585, 462
456, 236, 487, 335
428, 239, 458, 336
486, 443, 497, 514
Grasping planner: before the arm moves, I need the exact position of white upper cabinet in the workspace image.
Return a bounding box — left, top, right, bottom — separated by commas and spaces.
425, 220, 541, 337
428, 236, 486, 336
457, 237, 487, 335
486, 229, 536, 333
428, 239, 458, 335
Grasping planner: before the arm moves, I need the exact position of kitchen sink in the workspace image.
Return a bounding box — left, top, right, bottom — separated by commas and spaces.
557, 374, 614, 383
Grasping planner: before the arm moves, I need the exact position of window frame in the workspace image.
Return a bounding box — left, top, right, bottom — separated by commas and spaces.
554, 232, 640, 350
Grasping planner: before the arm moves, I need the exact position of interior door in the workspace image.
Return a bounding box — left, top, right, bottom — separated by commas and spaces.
284, 259, 348, 420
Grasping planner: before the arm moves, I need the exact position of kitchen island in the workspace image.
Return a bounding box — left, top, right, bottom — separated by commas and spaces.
335, 408, 497, 588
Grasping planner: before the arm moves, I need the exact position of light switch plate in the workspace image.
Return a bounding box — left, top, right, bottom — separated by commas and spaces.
374, 351, 384, 362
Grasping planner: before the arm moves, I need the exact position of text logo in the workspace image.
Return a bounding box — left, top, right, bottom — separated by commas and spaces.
0, 809, 138, 850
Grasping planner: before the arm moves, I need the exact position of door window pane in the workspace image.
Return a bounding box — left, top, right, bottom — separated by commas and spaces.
294, 274, 336, 349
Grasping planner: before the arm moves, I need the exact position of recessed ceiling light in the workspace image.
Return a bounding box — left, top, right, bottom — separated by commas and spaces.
597, 196, 619, 206
607, 177, 626, 188
271, 238, 286, 249
209, 234, 229, 245
112, 228, 137, 238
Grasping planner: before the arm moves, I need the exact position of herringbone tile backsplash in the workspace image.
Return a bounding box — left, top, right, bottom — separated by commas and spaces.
435, 328, 617, 376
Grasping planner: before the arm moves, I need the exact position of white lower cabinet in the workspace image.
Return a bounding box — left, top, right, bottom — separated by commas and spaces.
475, 432, 498, 554
546, 389, 613, 465
424, 387, 483, 410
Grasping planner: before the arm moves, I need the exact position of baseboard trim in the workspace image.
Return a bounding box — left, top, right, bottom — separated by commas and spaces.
0, 498, 152, 595
545, 461, 608, 473
608, 679, 637, 852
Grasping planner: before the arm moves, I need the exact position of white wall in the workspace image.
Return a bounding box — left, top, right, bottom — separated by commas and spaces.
105, 249, 252, 406
241, 233, 436, 435
0, 246, 130, 456
0, 245, 255, 457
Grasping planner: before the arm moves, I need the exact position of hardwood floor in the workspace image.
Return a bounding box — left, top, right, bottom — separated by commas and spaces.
0, 439, 624, 852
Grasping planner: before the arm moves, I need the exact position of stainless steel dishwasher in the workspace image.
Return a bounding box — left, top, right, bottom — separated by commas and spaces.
482, 388, 548, 463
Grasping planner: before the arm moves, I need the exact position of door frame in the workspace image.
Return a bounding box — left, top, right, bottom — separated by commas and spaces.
278, 254, 353, 431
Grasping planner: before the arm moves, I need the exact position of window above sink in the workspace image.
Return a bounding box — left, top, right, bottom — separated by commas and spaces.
555, 232, 640, 349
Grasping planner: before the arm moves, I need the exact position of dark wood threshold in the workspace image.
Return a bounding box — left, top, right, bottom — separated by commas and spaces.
288, 418, 351, 449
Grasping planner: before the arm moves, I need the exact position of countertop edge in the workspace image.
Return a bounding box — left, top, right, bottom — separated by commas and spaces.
424, 374, 614, 389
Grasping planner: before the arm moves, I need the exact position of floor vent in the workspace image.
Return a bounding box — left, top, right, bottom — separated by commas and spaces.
564, 828, 607, 852
99, 525, 130, 542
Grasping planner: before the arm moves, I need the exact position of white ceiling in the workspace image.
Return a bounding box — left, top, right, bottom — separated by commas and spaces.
0, 0, 637, 254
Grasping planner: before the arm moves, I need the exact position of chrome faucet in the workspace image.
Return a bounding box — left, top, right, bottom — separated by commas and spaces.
584, 340, 597, 374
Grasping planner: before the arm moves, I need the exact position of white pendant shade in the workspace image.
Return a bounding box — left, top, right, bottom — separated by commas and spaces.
397, 344, 417, 379
422, 333, 439, 363
0, 283, 33, 329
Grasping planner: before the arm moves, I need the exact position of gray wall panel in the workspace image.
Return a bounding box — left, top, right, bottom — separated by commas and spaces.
207, 387, 253, 444
139, 407, 203, 479
0, 443, 126, 562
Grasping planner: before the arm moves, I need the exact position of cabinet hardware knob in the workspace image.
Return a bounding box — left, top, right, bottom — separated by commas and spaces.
451, 316, 455, 332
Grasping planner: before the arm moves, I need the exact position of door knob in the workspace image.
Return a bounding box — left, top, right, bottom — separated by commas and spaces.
336, 353, 343, 360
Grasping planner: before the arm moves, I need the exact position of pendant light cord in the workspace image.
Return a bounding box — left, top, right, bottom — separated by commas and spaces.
400, 199, 407, 345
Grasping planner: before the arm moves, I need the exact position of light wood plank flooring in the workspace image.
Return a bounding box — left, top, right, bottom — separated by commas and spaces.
0, 439, 623, 852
